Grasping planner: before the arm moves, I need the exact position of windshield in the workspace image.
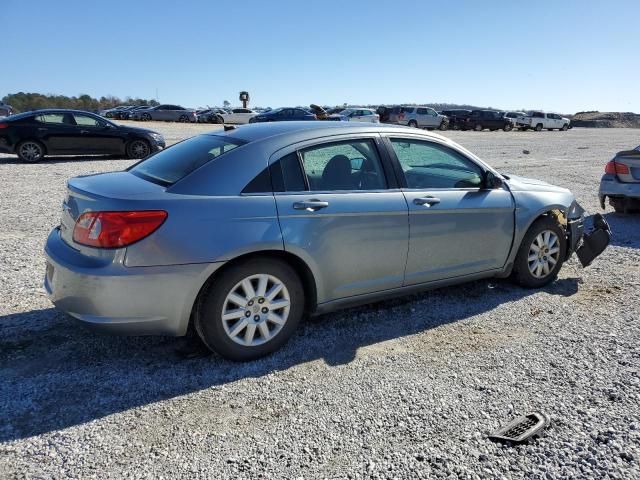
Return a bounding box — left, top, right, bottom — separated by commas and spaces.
129, 135, 245, 185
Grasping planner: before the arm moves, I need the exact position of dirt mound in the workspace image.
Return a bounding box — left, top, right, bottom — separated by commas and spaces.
571, 111, 640, 128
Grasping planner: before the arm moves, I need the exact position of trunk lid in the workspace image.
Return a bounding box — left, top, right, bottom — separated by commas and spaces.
60, 171, 166, 249
613, 149, 640, 183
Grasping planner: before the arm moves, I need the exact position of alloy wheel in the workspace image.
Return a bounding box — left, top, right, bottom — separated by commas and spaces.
130, 140, 149, 158
19, 142, 43, 162
221, 274, 291, 347
527, 230, 561, 279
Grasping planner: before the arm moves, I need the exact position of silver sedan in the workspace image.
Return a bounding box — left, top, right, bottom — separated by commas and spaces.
44, 122, 609, 361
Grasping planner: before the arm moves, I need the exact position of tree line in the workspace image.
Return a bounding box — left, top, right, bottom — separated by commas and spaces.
1, 92, 160, 113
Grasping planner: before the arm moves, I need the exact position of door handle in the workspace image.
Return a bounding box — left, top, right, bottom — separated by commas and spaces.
293, 200, 329, 211
37, 127, 47, 132
80, 130, 90, 134
413, 196, 441, 206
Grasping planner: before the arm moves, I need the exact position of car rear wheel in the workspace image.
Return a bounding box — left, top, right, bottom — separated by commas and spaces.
178, 115, 189, 123
512, 216, 566, 288
503, 123, 513, 132
535, 123, 543, 131
126, 139, 151, 159
195, 258, 304, 361
17, 140, 45, 163
474, 124, 483, 131
408, 120, 418, 128
609, 198, 626, 213
142, 113, 151, 121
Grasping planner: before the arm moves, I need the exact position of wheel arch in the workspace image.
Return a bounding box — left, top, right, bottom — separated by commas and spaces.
500, 204, 569, 277
16, 137, 48, 156
188, 249, 318, 334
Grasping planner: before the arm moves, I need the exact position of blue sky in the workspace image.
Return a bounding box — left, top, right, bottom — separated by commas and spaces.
2, 0, 638, 113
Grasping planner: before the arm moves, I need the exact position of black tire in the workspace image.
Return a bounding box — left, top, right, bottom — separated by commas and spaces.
408, 120, 418, 128
126, 138, 151, 159
511, 216, 567, 288
503, 123, 513, 132
474, 123, 483, 131
16, 139, 46, 163
439, 121, 448, 131
609, 198, 626, 213
106, 113, 113, 118
215, 115, 224, 124
195, 258, 305, 361
561, 124, 568, 131
178, 115, 189, 123
535, 123, 543, 131
142, 113, 151, 121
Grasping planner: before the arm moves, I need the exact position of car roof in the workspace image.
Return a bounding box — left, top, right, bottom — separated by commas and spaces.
209, 121, 448, 144
11, 108, 100, 115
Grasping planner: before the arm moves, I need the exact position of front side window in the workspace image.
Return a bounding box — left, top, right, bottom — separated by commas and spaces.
299, 140, 387, 191
390, 139, 483, 189
130, 135, 244, 185
73, 114, 104, 127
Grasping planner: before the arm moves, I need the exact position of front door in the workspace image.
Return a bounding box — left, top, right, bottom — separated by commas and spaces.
273, 136, 409, 303
72, 113, 124, 154
386, 136, 515, 285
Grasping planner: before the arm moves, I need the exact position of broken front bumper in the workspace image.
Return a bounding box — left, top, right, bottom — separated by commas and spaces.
566, 201, 611, 267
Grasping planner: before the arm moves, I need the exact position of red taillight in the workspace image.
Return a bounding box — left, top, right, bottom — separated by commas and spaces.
72, 210, 167, 248
605, 160, 629, 175
0, 123, 8, 129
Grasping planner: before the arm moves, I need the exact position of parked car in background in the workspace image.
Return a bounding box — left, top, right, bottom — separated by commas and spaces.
376, 106, 393, 123
0, 101, 14, 117
326, 107, 346, 115
101, 106, 130, 118
0, 109, 164, 162
249, 108, 316, 123
195, 108, 229, 124
599, 145, 640, 213
131, 104, 197, 122
388, 106, 448, 130
43, 121, 609, 361
119, 105, 155, 120
310, 104, 329, 120
220, 108, 258, 124
516, 111, 570, 131
328, 108, 380, 123
463, 110, 514, 131
440, 109, 471, 130
504, 111, 526, 125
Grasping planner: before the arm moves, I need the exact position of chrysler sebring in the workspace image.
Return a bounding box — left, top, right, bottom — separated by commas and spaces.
44, 122, 609, 360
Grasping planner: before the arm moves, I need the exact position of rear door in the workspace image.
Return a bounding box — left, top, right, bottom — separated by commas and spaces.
34, 113, 82, 153
272, 134, 409, 302
385, 136, 514, 285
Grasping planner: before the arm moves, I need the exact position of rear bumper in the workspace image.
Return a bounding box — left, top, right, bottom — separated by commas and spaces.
599, 174, 640, 207
44, 227, 221, 336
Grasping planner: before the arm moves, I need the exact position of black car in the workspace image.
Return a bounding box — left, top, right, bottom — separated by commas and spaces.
440, 109, 472, 130
463, 110, 513, 132
0, 109, 165, 163
249, 107, 317, 123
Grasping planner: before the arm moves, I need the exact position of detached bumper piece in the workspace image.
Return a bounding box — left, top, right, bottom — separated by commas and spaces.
489, 412, 549, 443
576, 213, 611, 267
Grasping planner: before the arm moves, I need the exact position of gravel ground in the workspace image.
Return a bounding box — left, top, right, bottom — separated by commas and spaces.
1, 124, 639, 479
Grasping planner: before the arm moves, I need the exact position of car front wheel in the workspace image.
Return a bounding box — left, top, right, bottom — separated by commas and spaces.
126, 139, 151, 159
512, 216, 566, 288
196, 258, 304, 361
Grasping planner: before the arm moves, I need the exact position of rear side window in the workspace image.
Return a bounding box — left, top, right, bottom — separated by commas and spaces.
130, 135, 244, 186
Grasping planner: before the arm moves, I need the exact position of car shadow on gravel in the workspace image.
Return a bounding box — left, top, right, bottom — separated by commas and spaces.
0, 277, 580, 442
602, 212, 640, 249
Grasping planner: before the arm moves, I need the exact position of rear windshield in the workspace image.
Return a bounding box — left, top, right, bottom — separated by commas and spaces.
129, 135, 244, 186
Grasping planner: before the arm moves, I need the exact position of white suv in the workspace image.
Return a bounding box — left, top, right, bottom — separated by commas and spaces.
516, 111, 570, 131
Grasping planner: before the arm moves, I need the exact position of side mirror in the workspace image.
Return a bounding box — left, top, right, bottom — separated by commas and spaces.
484, 171, 504, 189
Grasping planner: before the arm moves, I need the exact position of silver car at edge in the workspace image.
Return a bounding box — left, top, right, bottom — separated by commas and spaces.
44, 122, 609, 361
